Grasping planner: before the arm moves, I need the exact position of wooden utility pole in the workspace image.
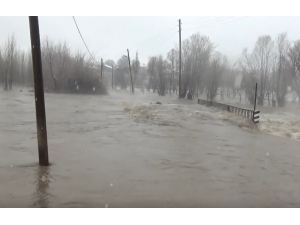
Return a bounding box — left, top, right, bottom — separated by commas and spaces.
111, 66, 114, 89
127, 49, 134, 94
254, 83, 258, 112
29, 16, 49, 166
101, 58, 103, 80
172, 49, 174, 93
179, 19, 182, 98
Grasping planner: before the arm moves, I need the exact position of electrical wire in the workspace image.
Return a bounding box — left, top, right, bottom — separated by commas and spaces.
184, 16, 233, 27
184, 17, 235, 31
211, 16, 249, 27
72, 16, 96, 62
136, 25, 178, 47
147, 30, 178, 50
183, 17, 222, 25
184, 16, 248, 31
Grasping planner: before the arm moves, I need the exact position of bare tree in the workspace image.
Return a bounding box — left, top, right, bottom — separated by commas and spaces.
25, 51, 33, 88
16, 50, 26, 86
177, 33, 214, 99
43, 39, 70, 90
167, 49, 176, 93
43, 37, 57, 90
0, 49, 3, 88
147, 56, 157, 92
239, 48, 259, 104
253, 35, 274, 105
274, 33, 291, 107
0, 34, 107, 94
205, 52, 226, 101
131, 52, 140, 87
1, 35, 16, 90
116, 55, 129, 90
191, 34, 214, 99
227, 63, 239, 99
2, 41, 9, 90
288, 40, 300, 102
55, 41, 70, 89
8, 34, 16, 90
155, 55, 169, 96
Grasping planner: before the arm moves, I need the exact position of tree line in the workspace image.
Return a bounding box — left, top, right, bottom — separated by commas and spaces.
146, 32, 300, 107
0, 34, 107, 94
240, 33, 300, 107
2, 31, 300, 107
104, 52, 147, 91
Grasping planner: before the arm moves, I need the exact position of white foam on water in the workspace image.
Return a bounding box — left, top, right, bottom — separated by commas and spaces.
256, 110, 300, 141
122, 95, 300, 142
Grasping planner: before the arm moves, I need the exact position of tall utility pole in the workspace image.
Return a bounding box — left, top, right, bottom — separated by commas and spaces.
111, 66, 114, 89
29, 16, 49, 166
254, 83, 258, 112
101, 58, 103, 80
178, 19, 182, 99
127, 49, 134, 94
172, 49, 174, 93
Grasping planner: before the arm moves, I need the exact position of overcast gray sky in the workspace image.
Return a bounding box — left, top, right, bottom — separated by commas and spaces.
1, 16, 300, 65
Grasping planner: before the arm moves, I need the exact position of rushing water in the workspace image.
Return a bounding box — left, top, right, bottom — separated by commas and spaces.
1, 88, 300, 207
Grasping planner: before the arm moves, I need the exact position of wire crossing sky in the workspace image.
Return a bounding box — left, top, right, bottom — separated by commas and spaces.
1, 16, 300, 65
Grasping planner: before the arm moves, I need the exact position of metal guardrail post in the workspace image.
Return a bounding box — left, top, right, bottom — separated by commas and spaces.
253, 110, 260, 124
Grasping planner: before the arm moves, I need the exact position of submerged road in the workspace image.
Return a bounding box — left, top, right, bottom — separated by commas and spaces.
0, 89, 300, 207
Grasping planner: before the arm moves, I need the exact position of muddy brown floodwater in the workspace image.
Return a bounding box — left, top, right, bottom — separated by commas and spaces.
1, 88, 300, 207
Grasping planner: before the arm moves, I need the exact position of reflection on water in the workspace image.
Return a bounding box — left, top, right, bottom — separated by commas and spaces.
32, 166, 52, 208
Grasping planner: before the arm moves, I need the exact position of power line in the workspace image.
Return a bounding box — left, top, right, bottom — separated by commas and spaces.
184, 17, 235, 31
132, 26, 177, 53
153, 30, 178, 48
184, 17, 226, 25
136, 25, 177, 47
72, 16, 96, 62
211, 16, 249, 27
208, 16, 236, 25
184, 16, 248, 31
184, 17, 232, 26
184, 16, 232, 25
135, 30, 178, 53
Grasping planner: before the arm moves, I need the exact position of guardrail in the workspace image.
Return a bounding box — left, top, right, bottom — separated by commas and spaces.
197, 99, 259, 123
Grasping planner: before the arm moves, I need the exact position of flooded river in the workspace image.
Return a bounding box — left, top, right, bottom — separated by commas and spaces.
1, 89, 300, 207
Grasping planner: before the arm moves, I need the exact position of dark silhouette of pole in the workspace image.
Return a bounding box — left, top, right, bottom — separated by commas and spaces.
101, 58, 103, 80
29, 16, 49, 166
254, 83, 258, 112
111, 66, 113, 89
172, 49, 174, 93
127, 49, 134, 94
179, 19, 182, 98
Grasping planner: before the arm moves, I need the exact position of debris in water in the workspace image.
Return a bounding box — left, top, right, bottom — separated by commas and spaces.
267, 152, 269, 156
10, 165, 12, 168
110, 183, 113, 187
156, 102, 162, 105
